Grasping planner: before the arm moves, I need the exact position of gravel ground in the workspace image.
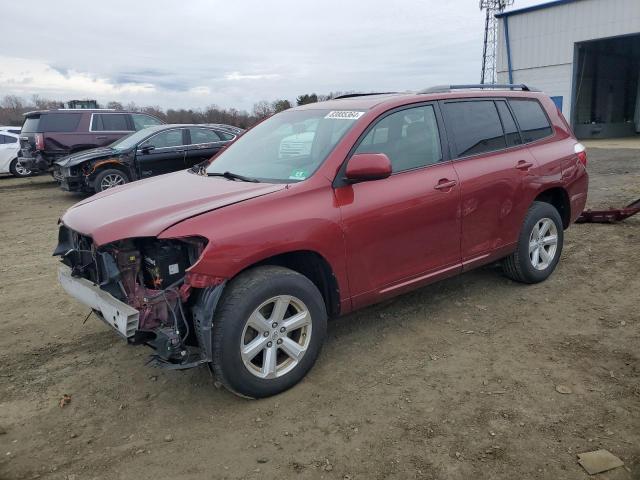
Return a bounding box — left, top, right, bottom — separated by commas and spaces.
0, 148, 638, 480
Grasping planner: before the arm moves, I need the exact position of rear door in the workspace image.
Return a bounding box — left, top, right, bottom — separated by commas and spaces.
90, 113, 133, 146
134, 128, 187, 177
184, 127, 225, 168
441, 98, 538, 266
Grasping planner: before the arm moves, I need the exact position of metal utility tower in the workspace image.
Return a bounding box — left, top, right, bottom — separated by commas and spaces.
480, 0, 514, 84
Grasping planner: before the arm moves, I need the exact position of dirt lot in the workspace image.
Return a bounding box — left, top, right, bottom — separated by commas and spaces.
1, 148, 638, 480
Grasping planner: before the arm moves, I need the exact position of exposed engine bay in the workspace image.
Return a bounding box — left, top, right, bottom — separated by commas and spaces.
54, 225, 223, 369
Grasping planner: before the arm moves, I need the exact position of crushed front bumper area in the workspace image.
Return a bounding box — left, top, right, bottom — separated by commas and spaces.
54, 227, 220, 370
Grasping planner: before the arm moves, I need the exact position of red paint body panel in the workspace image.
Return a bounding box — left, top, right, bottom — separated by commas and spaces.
62, 171, 285, 246
60, 90, 588, 316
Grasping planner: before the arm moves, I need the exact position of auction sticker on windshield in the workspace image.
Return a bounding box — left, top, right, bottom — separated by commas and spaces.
325, 111, 365, 120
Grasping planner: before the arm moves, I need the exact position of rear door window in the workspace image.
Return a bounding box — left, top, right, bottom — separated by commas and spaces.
91, 113, 131, 132
188, 128, 221, 144
495, 101, 522, 147
355, 105, 442, 172
508, 99, 553, 143
442, 101, 506, 157
39, 113, 82, 133
132, 114, 163, 131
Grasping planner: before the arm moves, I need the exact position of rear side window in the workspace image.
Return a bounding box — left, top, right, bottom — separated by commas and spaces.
443, 101, 506, 157
218, 131, 235, 141
508, 99, 553, 143
189, 128, 221, 144
495, 101, 522, 147
355, 105, 442, 172
91, 114, 130, 132
0, 134, 18, 144
39, 113, 82, 133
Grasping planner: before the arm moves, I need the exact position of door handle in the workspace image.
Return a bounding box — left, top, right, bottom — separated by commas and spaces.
96, 135, 108, 139
434, 179, 457, 191
515, 160, 534, 171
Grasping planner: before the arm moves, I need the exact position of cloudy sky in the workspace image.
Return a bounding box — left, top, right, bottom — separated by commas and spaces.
2, 0, 540, 111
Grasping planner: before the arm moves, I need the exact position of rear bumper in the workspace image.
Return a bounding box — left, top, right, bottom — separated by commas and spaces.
58, 266, 139, 337
18, 154, 49, 172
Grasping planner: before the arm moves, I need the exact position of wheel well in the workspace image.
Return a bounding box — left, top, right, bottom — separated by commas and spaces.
252, 251, 340, 317
535, 188, 570, 228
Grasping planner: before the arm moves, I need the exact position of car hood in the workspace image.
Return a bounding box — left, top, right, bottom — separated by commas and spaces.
61, 170, 286, 246
55, 147, 119, 167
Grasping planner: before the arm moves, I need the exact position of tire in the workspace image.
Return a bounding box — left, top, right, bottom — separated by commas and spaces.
94, 168, 129, 192
502, 201, 564, 284
211, 266, 327, 398
9, 158, 31, 178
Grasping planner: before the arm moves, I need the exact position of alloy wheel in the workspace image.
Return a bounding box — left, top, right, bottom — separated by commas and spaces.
100, 173, 126, 190
14, 161, 31, 177
240, 295, 312, 379
528, 218, 558, 270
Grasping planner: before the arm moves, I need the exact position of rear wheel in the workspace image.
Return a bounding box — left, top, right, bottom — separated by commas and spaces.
502, 201, 564, 284
9, 158, 31, 178
94, 168, 129, 192
211, 266, 327, 398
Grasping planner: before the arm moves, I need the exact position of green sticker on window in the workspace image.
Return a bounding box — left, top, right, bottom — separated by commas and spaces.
288, 169, 308, 180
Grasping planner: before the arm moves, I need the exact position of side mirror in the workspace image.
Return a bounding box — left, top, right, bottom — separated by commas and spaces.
345, 153, 392, 182
139, 145, 155, 154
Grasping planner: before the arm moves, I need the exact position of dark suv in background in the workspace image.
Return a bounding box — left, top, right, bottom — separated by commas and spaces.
18, 110, 164, 172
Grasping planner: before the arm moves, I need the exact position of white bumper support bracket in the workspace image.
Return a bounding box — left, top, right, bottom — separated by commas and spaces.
58, 266, 139, 338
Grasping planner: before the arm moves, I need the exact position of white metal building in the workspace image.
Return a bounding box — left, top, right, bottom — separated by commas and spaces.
496, 0, 640, 138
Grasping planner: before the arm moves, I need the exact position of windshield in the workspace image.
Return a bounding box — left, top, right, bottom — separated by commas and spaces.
110, 128, 160, 151
205, 109, 362, 182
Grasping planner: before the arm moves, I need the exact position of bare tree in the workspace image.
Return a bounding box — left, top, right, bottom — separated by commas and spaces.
252, 101, 273, 120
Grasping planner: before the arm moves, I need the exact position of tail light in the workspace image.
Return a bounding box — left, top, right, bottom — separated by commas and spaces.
35, 133, 45, 151
574, 143, 587, 167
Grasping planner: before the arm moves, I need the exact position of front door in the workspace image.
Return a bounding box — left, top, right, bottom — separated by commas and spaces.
336, 104, 462, 308
135, 128, 187, 177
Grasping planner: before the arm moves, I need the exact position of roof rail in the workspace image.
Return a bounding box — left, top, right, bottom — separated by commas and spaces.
420, 84, 537, 94
333, 92, 397, 99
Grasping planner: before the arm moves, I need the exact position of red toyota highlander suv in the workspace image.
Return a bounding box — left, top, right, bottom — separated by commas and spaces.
55, 85, 588, 398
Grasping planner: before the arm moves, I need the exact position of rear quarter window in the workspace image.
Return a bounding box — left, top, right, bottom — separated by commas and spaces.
39, 113, 82, 133
508, 99, 553, 143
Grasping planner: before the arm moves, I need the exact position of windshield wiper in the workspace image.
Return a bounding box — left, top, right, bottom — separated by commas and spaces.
207, 171, 260, 183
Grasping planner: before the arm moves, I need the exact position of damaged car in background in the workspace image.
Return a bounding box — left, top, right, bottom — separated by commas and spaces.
54, 124, 241, 193
54, 87, 588, 398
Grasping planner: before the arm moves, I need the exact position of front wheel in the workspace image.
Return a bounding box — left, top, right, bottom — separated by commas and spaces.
502, 201, 564, 284
94, 168, 129, 192
9, 158, 31, 178
211, 266, 327, 398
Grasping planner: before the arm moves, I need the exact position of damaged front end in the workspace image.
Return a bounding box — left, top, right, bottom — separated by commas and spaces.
54, 225, 224, 370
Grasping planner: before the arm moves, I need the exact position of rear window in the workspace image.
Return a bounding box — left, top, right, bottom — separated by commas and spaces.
443, 101, 506, 157
91, 113, 130, 132
22, 116, 42, 133
38, 113, 82, 133
508, 99, 553, 143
